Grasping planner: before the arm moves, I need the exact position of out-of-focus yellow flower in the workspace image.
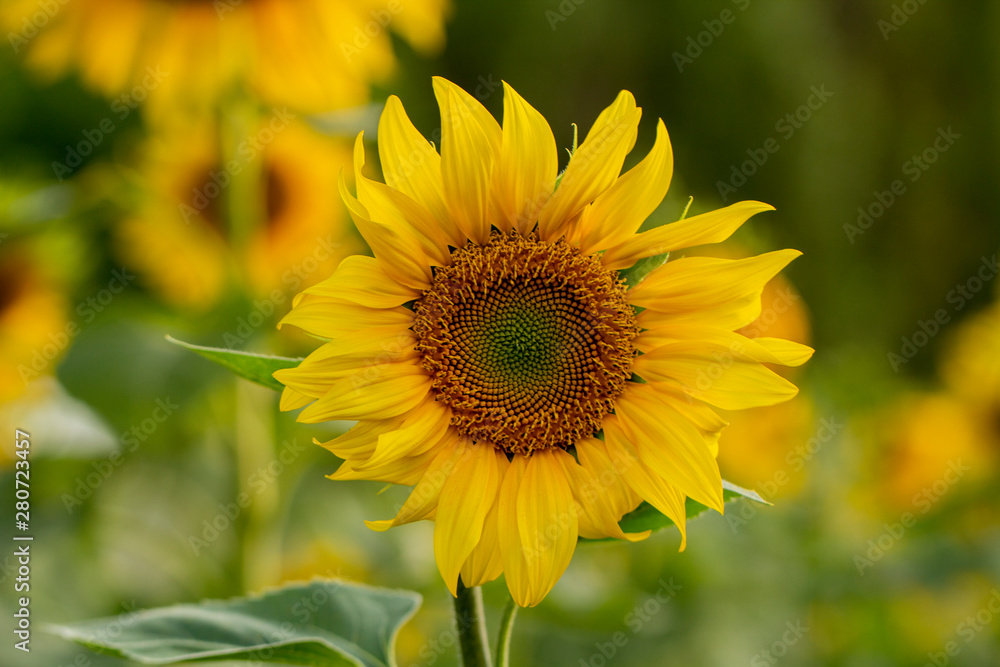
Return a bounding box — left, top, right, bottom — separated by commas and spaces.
870, 393, 991, 514
3, 0, 450, 118
116, 119, 357, 310
715, 269, 815, 499
940, 301, 1000, 449
0, 239, 69, 404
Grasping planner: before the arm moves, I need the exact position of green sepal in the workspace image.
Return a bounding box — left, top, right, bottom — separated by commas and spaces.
617, 251, 669, 288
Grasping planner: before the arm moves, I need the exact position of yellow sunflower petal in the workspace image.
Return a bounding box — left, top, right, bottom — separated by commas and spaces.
538, 91, 641, 241
317, 417, 403, 460
602, 200, 775, 270
356, 397, 453, 471
629, 250, 802, 331
356, 158, 453, 266
644, 383, 729, 458
433, 76, 501, 245
636, 326, 813, 369
574, 437, 643, 519
279, 300, 413, 340
460, 452, 510, 587
434, 440, 501, 595
377, 95, 461, 244
273, 342, 420, 399
632, 340, 800, 410
558, 442, 648, 542
498, 454, 531, 605
297, 362, 431, 423
515, 449, 578, 606
575, 118, 673, 254
496, 81, 558, 235
328, 448, 436, 486
279, 386, 313, 412
366, 436, 464, 532
340, 156, 433, 290
614, 384, 724, 512
295, 256, 419, 309
751, 337, 815, 367
603, 416, 689, 549
284, 331, 418, 365
629, 249, 801, 311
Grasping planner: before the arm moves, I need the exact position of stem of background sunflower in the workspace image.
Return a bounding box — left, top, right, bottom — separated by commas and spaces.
494, 596, 518, 667
234, 380, 283, 591
220, 93, 264, 253
453, 579, 493, 667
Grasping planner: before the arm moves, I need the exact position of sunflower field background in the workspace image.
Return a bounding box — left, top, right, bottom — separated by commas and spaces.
2, 0, 999, 665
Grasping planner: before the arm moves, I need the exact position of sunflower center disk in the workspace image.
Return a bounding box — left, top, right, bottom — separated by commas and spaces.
413, 231, 638, 455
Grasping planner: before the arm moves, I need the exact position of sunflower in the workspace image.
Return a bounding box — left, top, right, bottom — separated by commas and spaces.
275, 78, 812, 607
4, 0, 449, 118
117, 119, 357, 310
866, 392, 989, 515
0, 239, 69, 404
940, 300, 1000, 448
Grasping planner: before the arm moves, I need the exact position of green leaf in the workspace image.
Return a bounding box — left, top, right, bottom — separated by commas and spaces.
618, 251, 669, 288
582, 480, 769, 542
166, 336, 301, 392
48, 579, 421, 667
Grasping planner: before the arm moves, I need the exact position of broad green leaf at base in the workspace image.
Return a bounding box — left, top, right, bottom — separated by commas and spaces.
166, 335, 301, 392
48, 579, 421, 667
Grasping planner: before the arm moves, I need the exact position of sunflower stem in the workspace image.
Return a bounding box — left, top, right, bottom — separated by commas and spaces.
494, 596, 518, 667
453, 579, 492, 667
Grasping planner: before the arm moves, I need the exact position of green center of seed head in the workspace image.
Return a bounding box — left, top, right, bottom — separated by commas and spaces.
473, 284, 571, 390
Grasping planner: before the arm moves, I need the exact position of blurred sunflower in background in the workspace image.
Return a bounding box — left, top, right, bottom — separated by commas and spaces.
866, 392, 990, 515
116, 118, 358, 311
0, 237, 69, 404
3, 0, 450, 119
275, 78, 812, 607
940, 299, 1000, 455
857, 285, 1000, 521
